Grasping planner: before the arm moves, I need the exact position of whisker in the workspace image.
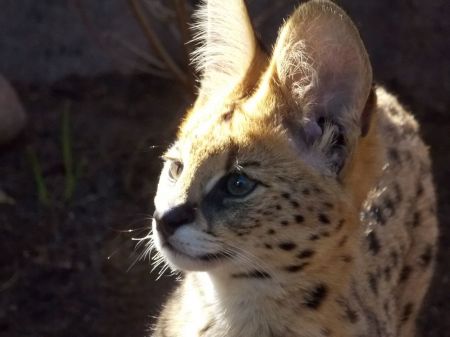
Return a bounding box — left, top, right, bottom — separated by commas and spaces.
221, 242, 284, 289
127, 227, 154, 272
107, 247, 122, 260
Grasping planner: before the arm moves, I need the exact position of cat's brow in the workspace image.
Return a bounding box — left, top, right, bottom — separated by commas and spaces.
238, 161, 262, 168
225, 145, 239, 171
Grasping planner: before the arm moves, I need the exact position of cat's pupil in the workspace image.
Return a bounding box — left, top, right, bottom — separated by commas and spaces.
226, 173, 256, 197
235, 177, 245, 188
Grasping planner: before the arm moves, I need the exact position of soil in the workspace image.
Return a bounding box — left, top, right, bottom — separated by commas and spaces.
0, 74, 448, 337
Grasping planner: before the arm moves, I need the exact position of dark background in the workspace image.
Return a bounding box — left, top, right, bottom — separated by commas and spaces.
0, 1, 449, 336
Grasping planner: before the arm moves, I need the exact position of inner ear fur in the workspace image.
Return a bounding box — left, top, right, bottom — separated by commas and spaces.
270, 0, 374, 171
270, 0, 380, 207
273, 0, 372, 138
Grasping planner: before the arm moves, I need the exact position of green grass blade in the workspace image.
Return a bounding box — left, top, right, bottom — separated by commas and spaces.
26, 146, 50, 206
62, 101, 76, 201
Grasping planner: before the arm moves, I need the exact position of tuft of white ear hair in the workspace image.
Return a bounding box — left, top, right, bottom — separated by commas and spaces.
191, 0, 258, 96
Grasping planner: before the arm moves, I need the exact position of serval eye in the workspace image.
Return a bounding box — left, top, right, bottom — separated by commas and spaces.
225, 173, 257, 197
168, 160, 183, 182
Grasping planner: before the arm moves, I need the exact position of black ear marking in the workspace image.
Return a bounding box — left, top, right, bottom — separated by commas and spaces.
222, 110, 234, 121
361, 85, 377, 137
283, 107, 351, 174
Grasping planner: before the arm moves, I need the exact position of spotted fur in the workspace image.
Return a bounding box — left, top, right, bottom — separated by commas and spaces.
150, 1, 438, 336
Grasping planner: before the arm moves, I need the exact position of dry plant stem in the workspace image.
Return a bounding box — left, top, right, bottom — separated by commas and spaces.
172, 0, 196, 87
107, 34, 173, 77
74, 0, 157, 76
253, 1, 286, 28
72, 0, 124, 71
110, 35, 167, 69
127, 0, 190, 89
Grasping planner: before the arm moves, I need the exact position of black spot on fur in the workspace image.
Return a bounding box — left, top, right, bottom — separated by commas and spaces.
401, 303, 414, 323
279, 242, 297, 251
338, 236, 348, 247
318, 213, 330, 224
393, 183, 403, 203
416, 182, 424, 197
302, 188, 310, 196
282, 193, 290, 199
419, 161, 431, 176
310, 234, 320, 241
267, 229, 276, 235
383, 301, 390, 315
275, 204, 282, 210
336, 219, 345, 231
295, 215, 305, 224
312, 186, 323, 194
403, 150, 413, 162
399, 266, 412, 283
367, 231, 381, 255
285, 263, 309, 273
304, 284, 328, 309
390, 250, 399, 267
323, 202, 334, 210
368, 273, 378, 295
297, 249, 315, 259
232, 270, 271, 279
419, 245, 433, 268
346, 309, 359, 324
412, 211, 421, 227
320, 231, 330, 238
388, 148, 400, 163
341, 255, 353, 263
264, 243, 273, 249
281, 220, 289, 226
429, 204, 436, 214
338, 299, 359, 323
368, 205, 386, 225
384, 266, 391, 281
291, 200, 300, 208
205, 230, 218, 237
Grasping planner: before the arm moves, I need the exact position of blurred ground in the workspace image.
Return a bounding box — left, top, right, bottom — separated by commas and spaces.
0, 1, 449, 337
0, 75, 185, 337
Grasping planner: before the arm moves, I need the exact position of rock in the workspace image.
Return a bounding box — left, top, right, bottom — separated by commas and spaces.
0, 75, 27, 144
0, 189, 15, 205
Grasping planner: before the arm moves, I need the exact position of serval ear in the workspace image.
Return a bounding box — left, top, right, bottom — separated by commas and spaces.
272, 0, 374, 175
191, 0, 266, 99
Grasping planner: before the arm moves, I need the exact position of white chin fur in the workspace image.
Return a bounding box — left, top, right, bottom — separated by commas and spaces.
152, 223, 227, 272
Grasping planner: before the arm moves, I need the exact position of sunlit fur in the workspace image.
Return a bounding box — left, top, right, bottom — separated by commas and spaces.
150, 1, 438, 337
191, 0, 265, 99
